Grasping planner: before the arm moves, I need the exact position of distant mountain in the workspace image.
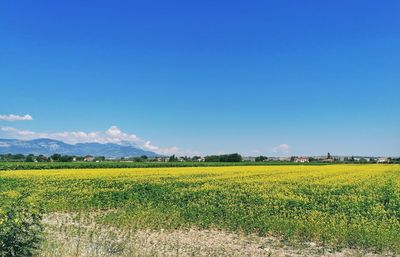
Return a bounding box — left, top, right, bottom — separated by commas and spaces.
0, 138, 157, 158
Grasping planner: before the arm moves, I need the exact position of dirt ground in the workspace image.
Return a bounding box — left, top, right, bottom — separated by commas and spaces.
39, 212, 395, 257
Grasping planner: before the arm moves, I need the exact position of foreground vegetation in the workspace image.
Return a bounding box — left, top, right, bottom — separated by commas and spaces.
0, 196, 44, 257
0, 165, 399, 255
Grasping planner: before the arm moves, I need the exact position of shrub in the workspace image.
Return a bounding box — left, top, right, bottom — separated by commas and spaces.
0, 197, 44, 257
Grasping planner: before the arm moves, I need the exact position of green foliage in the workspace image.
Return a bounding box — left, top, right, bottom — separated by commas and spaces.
205, 153, 242, 162
255, 156, 268, 162
25, 155, 35, 163
0, 196, 44, 257
50, 154, 62, 162
0, 161, 332, 171
168, 155, 178, 162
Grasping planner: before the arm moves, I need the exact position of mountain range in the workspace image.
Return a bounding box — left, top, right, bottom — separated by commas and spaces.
0, 138, 157, 158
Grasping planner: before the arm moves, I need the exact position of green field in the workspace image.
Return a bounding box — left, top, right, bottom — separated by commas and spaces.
1, 164, 399, 255
0, 161, 333, 170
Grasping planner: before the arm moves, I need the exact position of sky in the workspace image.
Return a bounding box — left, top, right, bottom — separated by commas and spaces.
0, 1, 399, 156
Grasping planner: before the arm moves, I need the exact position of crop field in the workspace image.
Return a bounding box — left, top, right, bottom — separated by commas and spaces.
1, 164, 399, 256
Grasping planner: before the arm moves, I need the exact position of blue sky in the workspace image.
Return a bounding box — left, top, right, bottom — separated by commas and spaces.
0, 1, 399, 156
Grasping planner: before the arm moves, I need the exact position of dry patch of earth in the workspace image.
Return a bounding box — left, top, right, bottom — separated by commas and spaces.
39, 212, 394, 257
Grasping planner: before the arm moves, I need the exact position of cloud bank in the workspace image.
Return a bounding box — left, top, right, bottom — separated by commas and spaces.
0, 114, 33, 121
0, 125, 180, 155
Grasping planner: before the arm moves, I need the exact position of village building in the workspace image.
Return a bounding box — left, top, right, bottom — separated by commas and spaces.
83, 155, 94, 162
294, 157, 309, 163
242, 157, 256, 162
377, 157, 388, 163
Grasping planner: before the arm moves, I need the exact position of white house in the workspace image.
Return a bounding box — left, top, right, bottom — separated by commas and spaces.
294, 157, 309, 163
377, 157, 388, 163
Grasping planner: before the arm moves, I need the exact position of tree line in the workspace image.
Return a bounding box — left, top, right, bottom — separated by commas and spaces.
0, 154, 106, 162
1, 153, 398, 163
0, 153, 245, 163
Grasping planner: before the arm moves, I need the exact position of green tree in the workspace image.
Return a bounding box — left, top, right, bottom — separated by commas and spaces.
169, 155, 178, 162
36, 155, 48, 162
95, 156, 106, 162
13, 154, 25, 161
25, 154, 35, 162
255, 156, 268, 162
50, 154, 61, 162
205, 153, 242, 162
60, 155, 73, 162
204, 155, 220, 162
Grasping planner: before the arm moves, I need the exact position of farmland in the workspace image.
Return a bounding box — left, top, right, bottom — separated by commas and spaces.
0, 161, 333, 171
1, 164, 399, 256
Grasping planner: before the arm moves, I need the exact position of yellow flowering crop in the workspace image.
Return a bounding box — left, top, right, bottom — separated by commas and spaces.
0, 164, 399, 252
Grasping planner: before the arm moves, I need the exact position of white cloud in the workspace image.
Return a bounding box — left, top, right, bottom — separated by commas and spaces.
0, 114, 33, 121
144, 141, 179, 155
0, 126, 41, 137
105, 126, 139, 143
0, 125, 186, 156
272, 144, 290, 155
